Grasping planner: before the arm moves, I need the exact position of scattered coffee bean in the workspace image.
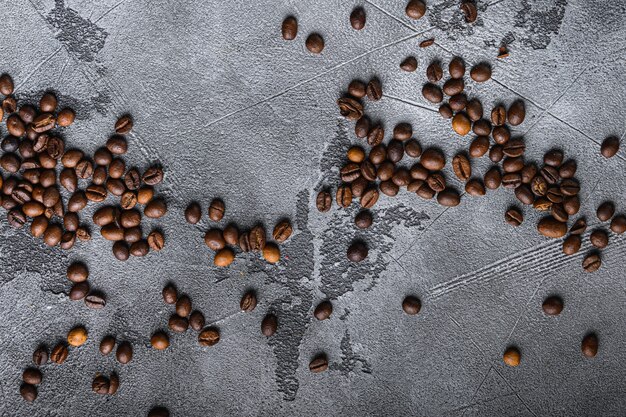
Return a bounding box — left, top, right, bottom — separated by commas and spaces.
305, 33, 325, 54
22, 368, 42, 385
426, 62, 443, 83
261, 314, 278, 336
214, 248, 235, 267
420, 148, 445, 171
437, 188, 460, 207
461, 0, 477, 22
610, 215, 626, 234
314, 300, 333, 320
503, 346, 520, 367
151, 332, 169, 350
600, 136, 619, 158
562, 235, 581, 255
470, 63, 491, 82
99, 336, 116, 355
449, 57, 465, 79
442, 78, 464, 96
309, 355, 329, 373
439, 103, 453, 119
0, 74, 14, 95
596, 202, 615, 222
350, 7, 366, 30
263, 243, 281, 264
281, 16, 298, 40
208, 198, 225, 221
469, 136, 489, 158
272, 220, 293, 243
452, 113, 471, 136
20, 384, 37, 402
67, 326, 88, 347
505, 208, 523, 226
400, 56, 418, 72
590, 230, 608, 249
50, 343, 69, 364
92, 374, 110, 395
169, 315, 189, 333
422, 84, 443, 103
85, 293, 106, 309
348, 80, 367, 99
115, 115, 133, 135
507, 100, 525, 125
316, 191, 332, 212
355, 210, 373, 229
465, 178, 486, 196
537, 216, 567, 238
240, 291, 258, 312
581, 333, 598, 357
116, 341, 133, 364
33, 347, 48, 366
336, 185, 353, 208
402, 296, 421, 315
405, 0, 426, 19
452, 154, 471, 181
582, 253, 601, 272
542, 296, 563, 316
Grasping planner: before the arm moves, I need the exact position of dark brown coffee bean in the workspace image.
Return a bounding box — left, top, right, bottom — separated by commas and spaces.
67, 191, 87, 212
366, 78, 383, 101
367, 125, 384, 146
501, 138, 525, 158
107, 159, 125, 179
426, 62, 443, 83
449, 155, 471, 182
0, 74, 14, 95
123, 168, 140, 190
347, 241, 368, 262
67, 262, 89, 283
61, 149, 83, 168
305, 33, 324, 54
348, 6, 367, 29
505, 208, 523, 226
437, 188, 460, 207
84, 184, 107, 202
261, 314, 278, 336
531, 175, 548, 196
168, 314, 189, 333
351, 116, 368, 139
515, 185, 534, 205
551, 203, 569, 222
42, 223, 62, 246
56, 108, 75, 127
22, 368, 42, 385
449, 57, 465, 79
33, 113, 56, 134
468, 136, 489, 158
351, 178, 368, 199
410, 163, 428, 181
360, 188, 379, 208
465, 178, 486, 196
354, 210, 373, 229
206, 198, 225, 222
110, 241, 128, 261
336, 185, 353, 208
247, 225, 266, 252
484, 167, 502, 190
93, 206, 118, 226
159, 285, 177, 305
491, 105, 506, 126
562, 235, 581, 255
106, 135, 127, 155
503, 156, 524, 173
463, 100, 482, 123
101, 224, 124, 241
461, 0, 477, 22
546, 187, 564, 203
50, 343, 69, 364
597, 202, 615, 221
7, 208, 25, 229
581, 333, 598, 357
590, 230, 608, 249
470, 63, 491, 82
404, 139, 422, 158
85, 293, 106, 309
557, 159, 576, 178
148, 230, 165, 251
60, 168, 78, 192
402, 296, 421, 315
542, 296, 564, 315
314, 300, 333, 320
582, 254, 601, 273
449, 94, 467, 112
540, 166, 559, 184
563, 195, 580, 215
537, 216, 567, 238
148, 407, 170, 417
98, 336, 116, 356
316, 191, 331, 212
281, 16, 297, 40
92, 148, 112, 167
6, 114, 25, 137
204, 229, 225, 251
341, 163, 361, 183
470, 120, 491, 138
427, 173, 446, 192
543, 150, 563, 167
92, 374, 110, 395
491, 126, 510, 145
309, 355, 329, 373
387, 140, 405, 163
377, 162, 393, 181
559, 179, 579, 196
406, 0, 426, 19
422, 83, 443, 103
186, 311, 205, 332
20, 384, 37, 402
415, 182, 436, 199
507, 100, 526, 126
272, 220, 293, 243
348, 80, 367, 100
0, 153, 20, 173
438, 103, 453, 119
420, 148, 445, 171
142, 166, 163, 186
532, 196, 551, 211
407, 180, 424, 193
145, 199, 167, 218
380, 180, 399, 196
240, 290, 257, 312
610, 215, 626, 234
23, 201, 45, 218
33, 346, 48, 366
520, 164, 537, 184
369, 144, 386, 164
69, 281, 89, 300
442, 78, 464, 96
75, 159, 93, 179
114, 115, 133, 135
601, 136, 620, 158
38, 93, 57, 112
185, 202, 201, 224
570, 218, 587, 235
116, 341, 133, 364
400, 56, 417, 72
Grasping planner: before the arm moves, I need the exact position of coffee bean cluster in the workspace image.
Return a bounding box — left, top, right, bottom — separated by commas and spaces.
0, 73, 167, 260
67, 262, 106, 309
186, 199, 291, 267
281, 16, 325, 55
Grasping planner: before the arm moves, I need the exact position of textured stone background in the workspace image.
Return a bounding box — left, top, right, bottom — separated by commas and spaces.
1, 0, 626, 416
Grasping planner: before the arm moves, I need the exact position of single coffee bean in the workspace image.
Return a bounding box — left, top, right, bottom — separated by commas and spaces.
67, 262, 89, 283
0, 153, 20, 173
350, 178, 368, 199
472, 119, 492, 137
145, 199, 167, 218
105, 178, 125, 196
336, 185, 353, 208
61, 149, 83, 168
142, 166, 163, 186
175, 295, 192, 317
492, 126, 510, 145
240, 291, 257, 312
422, 83, 443, 103
22, 201, 45, 217
59, 168, 78, 192
420, 148, 445, 171
562, 195, 578, 216
151, 332, 170, 350
185, 202, 202, 224
369, 144, 386, 164
186, 311, 205, 331
50, 343, 69, 364
263, 243, 281, 264
400, 56, 417, 72
39, 93, 57, 112
470, 63, 491, 82
520, 164, 537, 184
347, 146, 366, 163
537, 216, 567, 238
442, 78, 464, 96
426, 62, 443, 83
124, 168, 141, 190
503, 157, 524, 173
465, 178, 485, 196
116, 341, 133, 364
261, 314, 278, 336
69, 282, 89, 300
531, 175, 548, 196
76, 227, 91, 242
410, 163, 428, 181
7, 208, 26, 228
503, 347, 520, 367
600, 136, 620, 158
540, 166, 559, 184
542, 296, 564, 315
169, 314, 189, 333
60, 230, 75, 249
590, 230, 608, 249
112, 241, 130, 261
360, 188, 379, 208
350, 6, 367, 30
347, 241, 368, 262
415, 182, 435, 199
468, 136, 489, 158
558, 160, 577, 178
272, 220, 293, 242
402, 296, 421, 315
484, 167, 502, 190
438, 103, 453, 119
505, 208, 524, 226
437, 188, 460, 207
239, 232, 251, 252
405, 0, 426, 19
597, 202, 615, 221
551, 203, 569, 222
246, 225, 265, 252
93, 147, 113, 166
449, 94, 467, 112
507, 100, 526, 126
562, 235, 581, 255
570, 218, 587, 235
314, 300, 333, 320
404, 139, 422, 158
33, 113, 56, 133
281, 16, 297, 40
0, 74, 14, 95
452, 113, 471, 136
366, 78, 383, 101
305, 33, 325, 54
341, 163, 362, 182
449, 56, 465, 78
610, 215, 626, 234
85, 293, 106, 309
355, 210, 373, 229
67, 326, 88, 347
581, 333, 598, 357
451, 154, 471, 181
582, 254, 601, 272
427, 173, 446, 192
148, 230, 165, 251
387, 140, 405, 163
560, 179, 579, 196
67, 191, 88, 212
491, 105, 506, 126
198, 327, 221, 346
162, 285, 178, 305
33, 347, 48, 366
309, 355, 329, 373
465, 99, 483, 122
380, 180, 399, 196
215, 247, 235, 267
222, 223, 239, 245
115, 115, 133, 135
348, 80, 367, 99
57, 108, 75, 127
22, 368, 42, 385
501, 173, 521, 189
461, 0, 478, 22
20, 384, 37, 402
543, 150, 563, 167
6, 114, 25, 137
377, 161, 394, 181
108, 159, 125, 179
367, 125, 384, 146
75, 159, 93, 179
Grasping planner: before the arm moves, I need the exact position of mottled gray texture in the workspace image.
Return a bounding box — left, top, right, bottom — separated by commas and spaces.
1, 0, 626, 416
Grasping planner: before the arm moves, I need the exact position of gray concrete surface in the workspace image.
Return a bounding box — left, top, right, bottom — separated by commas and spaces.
1, 0, 626, 415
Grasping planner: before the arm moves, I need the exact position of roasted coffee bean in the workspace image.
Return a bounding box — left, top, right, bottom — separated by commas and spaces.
248, 225, 266, 252
601, 136, 620, 158
505, 208, 523, 226
540, 166, 559, 184
491, 105, 506, 126
57, 108, 75, 127
387, 140, 405, 163
377, 161, 394, 181
150, 331, 169, 351
263, 243, 281, 264
347, 241, 368, 262
470, 63, 491, 82
484, 167, 502, 189
422, 83, 443, 103
610, 215, 626, 234
415, 182, 436, 199
1, 136, 19, 152
305, 33, 325, 54
142, 166, 163, 185
6, 114, 25, 137
557, 159, 576, 178
369, 144, 386, 164
116, 342, 133, 364
367, 125, 384, 146
531, 175, 547, 196
447, 57, 464, 79
67, 262, 89, 283
0, 74, 14, 95
123, 168, 140, 190
404, 139, 422, 158
67, 191, 87, 212
33, 113, 56, 133
427, 173, 446, 192
20, 384, 37, 402
438, 103, 453, 119
198, 327, 221, 346
551, 203, 569, 222
520, 164, 537, 184
0, 153, 20, 173
502, 138, 525, 158
147, 230, 165, 251
562, 235, 581, 255
590, 230, 608, 249
437, 188, 460, 207
366, 79, 383, 101
112, 115, 133, 135
272, 220, 293, 243
23, 201, 45, 217
93, 206, 118, 226
348, 80, 367, 100
503, 347, 520, 367
492, 126, 510, 145
76, 227, 91, 242
582, 254, 601, 273
402, 296, 421, 315
502, 173, 521, 189
341, 163, 361, 182
145, 199, 167, 218
581, 333, 598, 357
261, 313, 279, 336
59, 168, 78, 192
50, 343, 69, 364
102, 224, 124, 241
559, 179, 579, 196
60, 231, 76, 250
1, 97, 13, 114
570, 218, 587, 235
452, 113, 471, 136
148, 407, 170, 417
400, 56, 417, 72
515, 185, 534, 205
360, 188, 379, 208
309, 355, 329, 373
597, 202, 615, 221
507, 100, 525, 126
472, 119, 492, 136
449, 94, 467, 112
468, 136, 489, 158
185, 202, 202, 224
106, 159, 124, 180
39, 93, 57, 112
204, 229, 225, 251
533, 195, 550, 210
563, 195, 580, 215
67, 326, 88, 347
465, 178, 486, 196
119, 209, 141, 228
85, 293, 106, 309
74, 159, 93, 180
354, 210, 373, 229
420, 148, 445, 171
546, 187, 563, 204
463, 100, 483, 123
503, 156, 524, 173
443, 78, 464, 96
349, 6, 367, 30
23, 368, 42, 385
407, 180, 425, 193
169, 314, 189, 333
461, 0, 477, 22
426, 62, 443, 83
392, 168, 411, 187
69, 282, 89, 301
33, 346, 48, 366
8, 209, 28, 229
160, 285, 178, 305
234, 291, 257, 315
281, 16, 298, 40
405, 0, 426, 19
409, 163, 428, 181
347, 146, 366, 163
542, 150, 562, 168
380, 180, 399, 196
537, 216, 567, 238
61, 149, 83, 168
84, 184, 106, 202
336, 185, 353, 208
